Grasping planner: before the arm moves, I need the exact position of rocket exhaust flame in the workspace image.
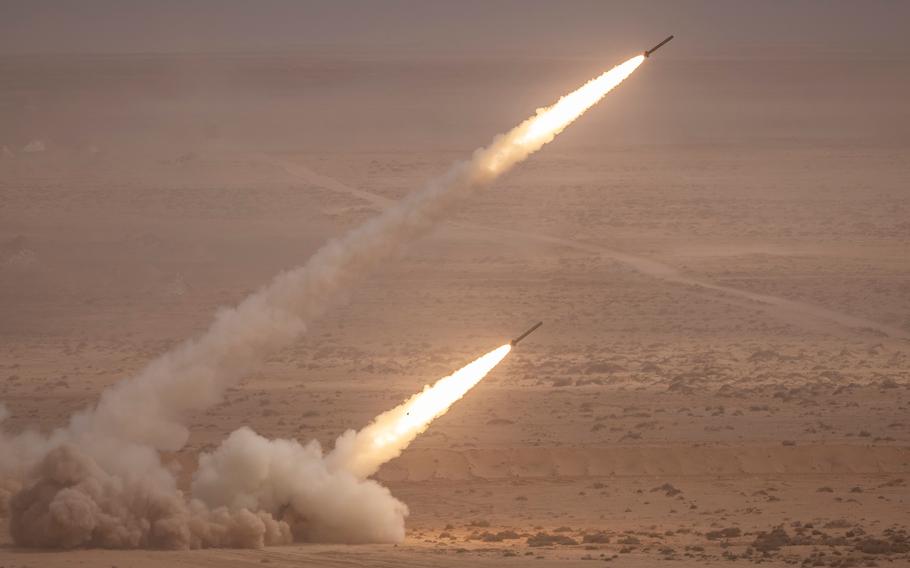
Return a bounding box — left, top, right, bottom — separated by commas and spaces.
473, 55, 644, 178
329, 344, 512, 478
1, 53, 647, 549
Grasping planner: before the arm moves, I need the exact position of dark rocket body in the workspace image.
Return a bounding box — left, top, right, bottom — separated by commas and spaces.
511, 322, 543, 346
644, 35, 674, 57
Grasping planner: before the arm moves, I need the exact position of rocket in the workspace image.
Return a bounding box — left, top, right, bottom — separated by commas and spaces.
511, 322, 542, 346
644, 35, 674, 58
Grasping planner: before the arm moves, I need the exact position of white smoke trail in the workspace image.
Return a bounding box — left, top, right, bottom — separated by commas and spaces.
0, 55, 645, 548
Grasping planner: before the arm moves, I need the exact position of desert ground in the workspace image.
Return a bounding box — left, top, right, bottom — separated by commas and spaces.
1, 52, 909, 566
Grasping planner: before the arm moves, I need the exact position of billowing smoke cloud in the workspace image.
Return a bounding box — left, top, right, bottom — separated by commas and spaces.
0, 56, 644, 548
9, 444, 292, 549
192, 427, 409, 544
185, 343, 512, 545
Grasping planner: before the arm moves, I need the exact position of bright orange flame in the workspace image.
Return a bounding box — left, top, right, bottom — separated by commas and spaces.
371, 344, 512, 449
328, 344, 512, 478
476, 55, 645, 178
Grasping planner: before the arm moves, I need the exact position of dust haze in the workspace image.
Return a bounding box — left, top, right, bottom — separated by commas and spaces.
1, 1, 909, 567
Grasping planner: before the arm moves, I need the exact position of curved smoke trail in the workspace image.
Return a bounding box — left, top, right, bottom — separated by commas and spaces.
0, 55, 645, 548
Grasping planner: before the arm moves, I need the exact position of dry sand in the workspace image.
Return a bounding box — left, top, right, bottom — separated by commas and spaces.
1, 53, 908, 566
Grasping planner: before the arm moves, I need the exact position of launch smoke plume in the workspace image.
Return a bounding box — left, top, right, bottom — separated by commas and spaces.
189, 344, 511, 543
0, 55, 644, 548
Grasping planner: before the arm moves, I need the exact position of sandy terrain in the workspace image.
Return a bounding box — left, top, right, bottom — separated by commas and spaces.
1, 52, 909, 566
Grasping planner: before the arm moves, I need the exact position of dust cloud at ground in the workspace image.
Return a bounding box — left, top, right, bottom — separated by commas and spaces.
1, 35, 909, 568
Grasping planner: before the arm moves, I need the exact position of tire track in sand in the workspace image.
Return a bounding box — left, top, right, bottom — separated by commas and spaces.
263, 155, 910, 341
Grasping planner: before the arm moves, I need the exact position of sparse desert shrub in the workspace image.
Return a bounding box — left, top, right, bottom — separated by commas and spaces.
855, 535, 909, 555
651, 483, 682, 497
706, 527, 742, 540
480, 530, 520, 542
856, 538, 894, 555
583, 362, 624, 374
527, 532, 578, 547
752, 527, 791, 552
582, 531, 610, 544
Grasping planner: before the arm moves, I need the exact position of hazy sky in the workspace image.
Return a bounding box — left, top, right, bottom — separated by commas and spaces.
1, 0, 908, 58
